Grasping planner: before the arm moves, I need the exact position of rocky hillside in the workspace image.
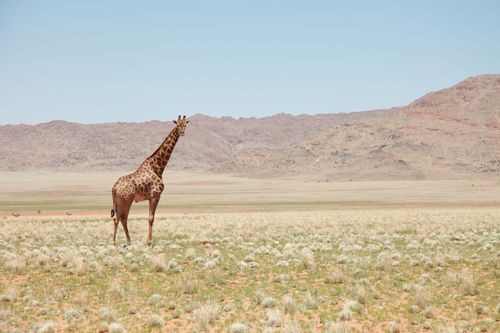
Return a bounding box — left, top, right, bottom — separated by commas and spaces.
238, 75, 500, 179
0, 75, 499, 180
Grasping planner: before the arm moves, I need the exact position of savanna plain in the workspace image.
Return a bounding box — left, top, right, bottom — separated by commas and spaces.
0, 172, 499, 333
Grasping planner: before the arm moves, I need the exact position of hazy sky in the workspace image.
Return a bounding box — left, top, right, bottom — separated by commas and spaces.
1, 1, 499, 124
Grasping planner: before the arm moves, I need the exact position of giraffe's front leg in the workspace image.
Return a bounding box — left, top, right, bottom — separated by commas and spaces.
147, 196, 160, 247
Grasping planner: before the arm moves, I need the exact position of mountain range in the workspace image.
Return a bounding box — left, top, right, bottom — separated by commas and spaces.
1, 74, 499, 180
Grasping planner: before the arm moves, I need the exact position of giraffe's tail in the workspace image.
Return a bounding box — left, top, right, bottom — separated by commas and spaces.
111, 189, 117, 218
111, 204, 116, 218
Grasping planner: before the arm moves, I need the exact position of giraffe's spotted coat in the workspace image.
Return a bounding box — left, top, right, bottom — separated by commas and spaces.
111, 115, 190, 246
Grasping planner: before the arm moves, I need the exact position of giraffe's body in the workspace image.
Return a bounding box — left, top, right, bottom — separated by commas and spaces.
111, 115, 189, 246
112, 151, 168, 206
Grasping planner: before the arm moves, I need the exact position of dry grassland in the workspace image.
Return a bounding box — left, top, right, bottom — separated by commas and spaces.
0, 172, 499, 332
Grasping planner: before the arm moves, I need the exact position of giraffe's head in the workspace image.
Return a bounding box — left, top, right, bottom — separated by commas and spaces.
173, 115, 190, 136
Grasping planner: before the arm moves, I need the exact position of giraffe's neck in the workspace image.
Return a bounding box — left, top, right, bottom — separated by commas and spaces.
144, 127, 180, 177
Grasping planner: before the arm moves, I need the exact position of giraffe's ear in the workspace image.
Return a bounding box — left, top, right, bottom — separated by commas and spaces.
186, 120, 190, 124
173, 120, 177, 125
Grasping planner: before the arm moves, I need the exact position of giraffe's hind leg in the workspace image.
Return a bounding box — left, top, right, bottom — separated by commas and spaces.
112, 214, 119, 246
114, 198, 133, 246
121, 215, 131, 246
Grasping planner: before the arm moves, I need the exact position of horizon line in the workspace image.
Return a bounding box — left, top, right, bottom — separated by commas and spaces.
1, 73, 497, 126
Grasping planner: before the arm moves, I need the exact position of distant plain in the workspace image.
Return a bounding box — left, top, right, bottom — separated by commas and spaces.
1, 172, 499, 216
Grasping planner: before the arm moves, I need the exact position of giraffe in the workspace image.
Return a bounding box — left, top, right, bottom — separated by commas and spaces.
111, 115, 190, 246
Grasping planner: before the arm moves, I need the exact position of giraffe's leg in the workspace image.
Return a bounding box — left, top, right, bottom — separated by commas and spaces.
117, 200, 132, 246
147, 197, 160, 247
121, 215, 131, 246
112, 215, 119, 246
112, 196, 118, 246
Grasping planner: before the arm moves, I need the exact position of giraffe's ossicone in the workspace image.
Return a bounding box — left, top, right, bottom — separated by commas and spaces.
111, 115, 190, 246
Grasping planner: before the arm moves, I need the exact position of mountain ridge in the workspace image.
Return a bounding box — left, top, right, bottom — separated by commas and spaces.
1, 75, 499, 180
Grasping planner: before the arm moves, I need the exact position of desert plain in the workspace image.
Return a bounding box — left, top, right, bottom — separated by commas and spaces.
0, 172, 498, 332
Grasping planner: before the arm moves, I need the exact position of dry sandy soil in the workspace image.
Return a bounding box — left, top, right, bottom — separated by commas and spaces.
0, 172, 499, 217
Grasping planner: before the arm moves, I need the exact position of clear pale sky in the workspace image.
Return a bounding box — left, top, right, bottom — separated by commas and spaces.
1, 1, 499, 124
